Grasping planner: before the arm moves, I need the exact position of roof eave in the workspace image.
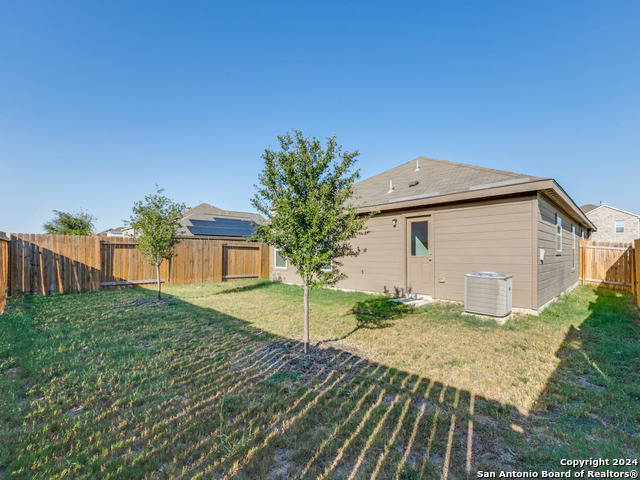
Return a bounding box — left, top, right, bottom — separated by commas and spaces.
356, 179, 597, 230
542, 180, 597, 231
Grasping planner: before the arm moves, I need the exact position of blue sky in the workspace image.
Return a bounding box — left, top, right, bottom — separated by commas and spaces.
1, 1, 638, 233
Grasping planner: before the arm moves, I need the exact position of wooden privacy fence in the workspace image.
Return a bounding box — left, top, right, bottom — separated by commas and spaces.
579, 240, 636, 293
3, 233, 270, 298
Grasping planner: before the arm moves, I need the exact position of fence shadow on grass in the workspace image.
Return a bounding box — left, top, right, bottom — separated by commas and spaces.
3, 283, 639, 479
522, 286, 640, 468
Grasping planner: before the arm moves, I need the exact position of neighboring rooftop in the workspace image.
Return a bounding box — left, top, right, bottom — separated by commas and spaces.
353, 156, 546, 208
98, 226, 128, 235
179, 203, 264, 238
98, 226, 135, 237
580, 204, 599, 214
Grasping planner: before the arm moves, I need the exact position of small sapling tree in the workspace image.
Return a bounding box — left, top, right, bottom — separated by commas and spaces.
128, 188, 185, 300
251, 130, 371, 353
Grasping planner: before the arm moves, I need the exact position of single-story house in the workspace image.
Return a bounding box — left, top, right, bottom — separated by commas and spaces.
178, 203, 264, 240
580, 203, 640, 243
101, 204, 263, 240
271, 157, 596, 313
99, 226, 136, 237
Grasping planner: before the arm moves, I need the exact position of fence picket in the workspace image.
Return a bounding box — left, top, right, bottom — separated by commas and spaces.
635, 239, 640, 307
0, 232, 9, 312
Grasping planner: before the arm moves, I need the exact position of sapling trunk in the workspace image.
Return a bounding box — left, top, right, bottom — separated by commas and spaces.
303, 283, 309, 354
156, 262, 161, 300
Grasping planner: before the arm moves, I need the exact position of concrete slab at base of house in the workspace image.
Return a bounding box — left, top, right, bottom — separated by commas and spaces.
389, 294, 434, 307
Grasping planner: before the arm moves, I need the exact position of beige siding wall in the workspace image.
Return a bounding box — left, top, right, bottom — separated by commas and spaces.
431, 196, 535, 309
537, 194, 580, 308
271, 196, 538, 309
336, 212, 407, 294
270, 211, 407, 294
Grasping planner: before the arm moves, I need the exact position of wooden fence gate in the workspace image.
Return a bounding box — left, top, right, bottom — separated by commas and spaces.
222, 244, 263, 280
579, 240, 635, 291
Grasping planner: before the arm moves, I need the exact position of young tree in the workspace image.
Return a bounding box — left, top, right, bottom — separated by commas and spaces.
43, 210, 96, 235
252, 130, 371, 353
128, 188, 185, 300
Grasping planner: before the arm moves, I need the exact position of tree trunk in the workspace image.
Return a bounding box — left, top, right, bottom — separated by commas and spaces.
303, 282, 309, 354
156, 262, 161, 300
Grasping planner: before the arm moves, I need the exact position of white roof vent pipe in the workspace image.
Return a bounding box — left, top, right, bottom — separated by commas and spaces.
388, 179, 394, 193
415, 159, 420, 171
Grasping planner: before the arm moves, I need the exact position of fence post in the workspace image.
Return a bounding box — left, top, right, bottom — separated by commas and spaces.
635, 239, 640, 307
579, 240, 584, 285
213, 241, 223, 282
0, 231, 10, 313
92, 235, 101, 291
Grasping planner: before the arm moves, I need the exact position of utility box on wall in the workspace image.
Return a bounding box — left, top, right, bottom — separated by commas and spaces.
464, 272, 513, 317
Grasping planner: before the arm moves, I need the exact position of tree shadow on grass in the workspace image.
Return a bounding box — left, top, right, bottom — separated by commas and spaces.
316, 297, 413, 347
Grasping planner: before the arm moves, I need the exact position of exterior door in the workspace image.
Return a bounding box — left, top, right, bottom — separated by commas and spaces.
406, 216, 434, 295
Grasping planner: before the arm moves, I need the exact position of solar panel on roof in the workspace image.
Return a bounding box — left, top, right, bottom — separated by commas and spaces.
187, 218, 256, 237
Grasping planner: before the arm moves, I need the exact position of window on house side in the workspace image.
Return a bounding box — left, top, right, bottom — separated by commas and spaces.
320, 261, 332, 273
411, 221, 429, 256
615, 221, 625, 233
572, 224, 576, 269
274, 249, 287, 269
556, 214, 562, 252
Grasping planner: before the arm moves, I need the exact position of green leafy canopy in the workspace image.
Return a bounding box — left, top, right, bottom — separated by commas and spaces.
128, 188, 186, 268
43, 210, 96, 236
251, 130, 372, 288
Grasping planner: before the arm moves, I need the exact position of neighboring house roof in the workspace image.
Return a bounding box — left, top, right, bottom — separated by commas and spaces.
179, 203, 264, 238
583, 203, 640, 219
99, 226, 128, 235
580, 204, 599, 214
353, 156, 596, 230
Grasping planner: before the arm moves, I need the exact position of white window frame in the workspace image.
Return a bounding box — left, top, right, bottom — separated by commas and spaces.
556, 214, 562, 253
615, 220, 625, 233
572, 224, 576, 270
274, 248, 287, 269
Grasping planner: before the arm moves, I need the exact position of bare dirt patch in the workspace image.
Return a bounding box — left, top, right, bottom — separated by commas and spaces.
231, 339, 372, 384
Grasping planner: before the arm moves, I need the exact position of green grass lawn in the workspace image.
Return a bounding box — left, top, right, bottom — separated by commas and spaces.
1, 281, 638, 479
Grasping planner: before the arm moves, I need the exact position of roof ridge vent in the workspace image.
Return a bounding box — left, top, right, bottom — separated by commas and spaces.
387, 179, 394, 194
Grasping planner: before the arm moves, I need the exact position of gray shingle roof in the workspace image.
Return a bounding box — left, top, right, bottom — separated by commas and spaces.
353, 156, 547, 207
580, 204, 599, 214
